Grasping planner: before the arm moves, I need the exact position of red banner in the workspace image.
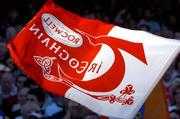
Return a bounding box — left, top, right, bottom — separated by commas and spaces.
8, 0, 180, 118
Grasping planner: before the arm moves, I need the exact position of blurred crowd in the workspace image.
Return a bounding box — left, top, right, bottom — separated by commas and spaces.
0, 0, 180, 119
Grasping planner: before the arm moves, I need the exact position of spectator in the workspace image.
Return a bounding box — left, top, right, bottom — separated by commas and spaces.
0, 41, 8, 64
174, 32, 180, 40
161, 14, 177, 38
27, 88, 45, 111
63, 100, 88, 119
0, 71, 17, 117
0, 0, 180, 118
6, 26, 17, 41
44, 94, 65, 118
28, 112, 44, 119
169, 109, 180, 119
169, 84, 180, 113
15, 74, 28, 91
137, 24, 150, 32
0, 108, 9, 119
0, 72, 17, 98
15, 102, 43, 119
5, 57, 15, 72
173, 84, 180, 107
12, 87, 30, 118
83, 113, 100, 119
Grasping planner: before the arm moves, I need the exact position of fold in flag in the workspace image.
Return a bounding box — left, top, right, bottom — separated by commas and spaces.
8, 0, 180, 118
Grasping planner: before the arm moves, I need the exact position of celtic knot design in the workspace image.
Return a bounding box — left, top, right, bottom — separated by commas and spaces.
34, 56, 135, 105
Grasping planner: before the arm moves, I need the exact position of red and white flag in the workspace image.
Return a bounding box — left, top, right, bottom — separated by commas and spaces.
8, 0, 180, 118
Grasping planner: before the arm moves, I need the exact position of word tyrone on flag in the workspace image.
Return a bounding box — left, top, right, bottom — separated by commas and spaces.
8, 0, 180, 118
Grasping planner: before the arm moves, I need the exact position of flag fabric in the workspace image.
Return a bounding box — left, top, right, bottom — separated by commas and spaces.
102, 80, 169, 119
8, 0, 180, 118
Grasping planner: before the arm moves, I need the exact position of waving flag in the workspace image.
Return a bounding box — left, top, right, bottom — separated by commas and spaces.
8, 0, 180, 118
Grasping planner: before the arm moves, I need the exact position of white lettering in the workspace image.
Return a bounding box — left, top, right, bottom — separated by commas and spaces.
42, 13, 83, 47
49, 42, 61, 54
41, 38, 50, 47
59, 50, 69, 61
76, 61, 89, 74
29, 24, 40, 35
38, 33, 44, 39
29, 23, 88, 74
69, 58, 79, 69
88, 62, 103, 73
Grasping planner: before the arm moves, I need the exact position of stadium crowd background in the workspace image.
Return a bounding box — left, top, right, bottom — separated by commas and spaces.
0, 0, 180, 119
